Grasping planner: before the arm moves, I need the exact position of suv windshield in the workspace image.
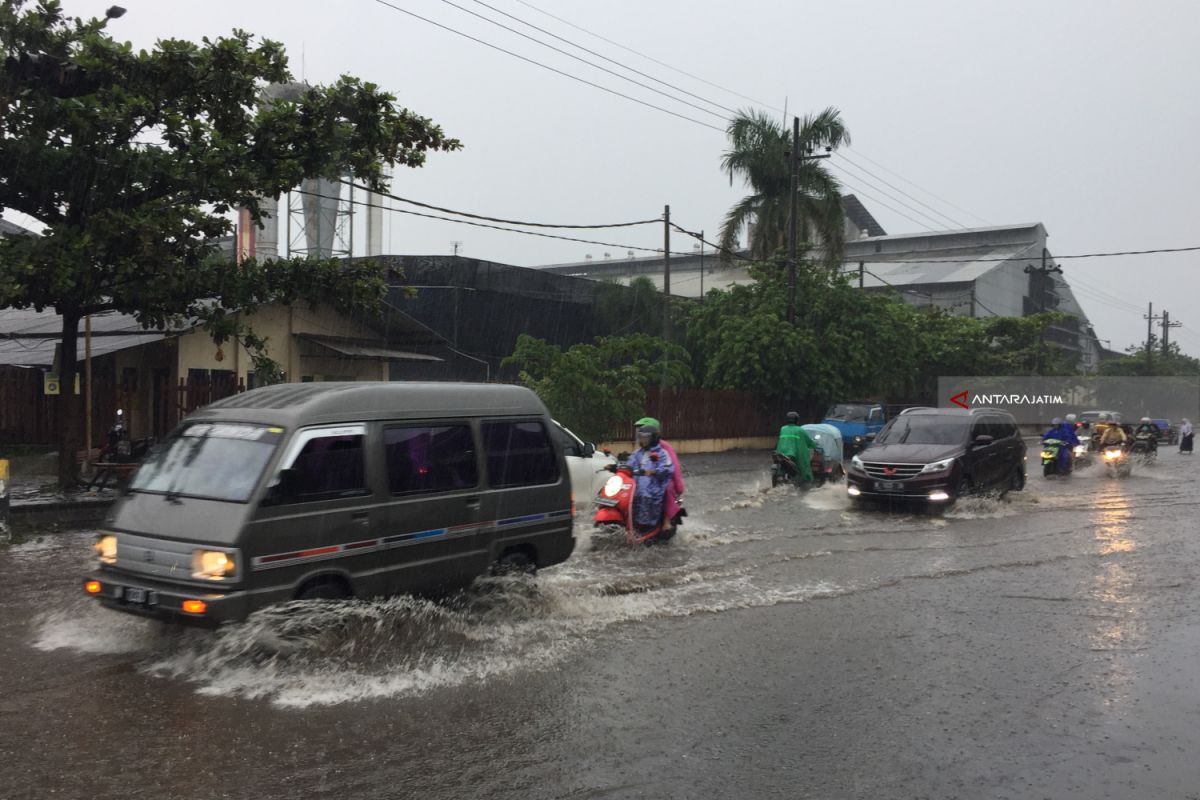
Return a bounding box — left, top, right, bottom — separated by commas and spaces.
130, 422, 284, 503
876, 415, 969, 446
825, 404, 871, 421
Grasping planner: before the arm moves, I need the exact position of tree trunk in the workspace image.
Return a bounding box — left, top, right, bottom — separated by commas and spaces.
56, 310, 82, 491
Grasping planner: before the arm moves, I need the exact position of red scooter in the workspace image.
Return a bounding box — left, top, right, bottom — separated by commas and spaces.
593, 452, 676, 545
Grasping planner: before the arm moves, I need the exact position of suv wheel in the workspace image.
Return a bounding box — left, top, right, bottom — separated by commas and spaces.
1009, 466, 1026, 492
954, 475, 972, 501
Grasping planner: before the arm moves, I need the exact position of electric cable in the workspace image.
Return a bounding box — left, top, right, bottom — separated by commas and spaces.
369, 0, 726, 132
833, 153, 967, 230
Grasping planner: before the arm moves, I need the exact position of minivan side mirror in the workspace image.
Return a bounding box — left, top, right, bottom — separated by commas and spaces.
582, 442, 596, 458
972, 434, 994, 447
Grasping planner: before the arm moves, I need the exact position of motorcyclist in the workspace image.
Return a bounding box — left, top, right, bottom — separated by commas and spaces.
1133, 417, 1159, 453
627, 424, 675, 532
635, 416, 685, 526
1099, 420, 1129, 448
776, 411, 819, 484
1042, 417, 1079, 471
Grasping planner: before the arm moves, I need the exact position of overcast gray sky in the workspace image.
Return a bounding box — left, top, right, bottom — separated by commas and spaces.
55, 0, 1200, 354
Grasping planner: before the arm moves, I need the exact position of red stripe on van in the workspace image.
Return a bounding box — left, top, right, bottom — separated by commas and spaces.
260, 551, 302, 564
300, 546, 339, 558
343, 540, 377, 551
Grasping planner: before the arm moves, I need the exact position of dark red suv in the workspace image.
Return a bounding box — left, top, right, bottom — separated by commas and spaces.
845, 407, 1027, 507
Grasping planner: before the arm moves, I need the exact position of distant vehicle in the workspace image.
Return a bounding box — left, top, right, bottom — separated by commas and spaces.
552, 420, 616, 508
86, 382, 576, 626
1150, 419, 1177, 445
821, 402, 886, 457
845, 407, 1026, 507
802, 423, 846, 484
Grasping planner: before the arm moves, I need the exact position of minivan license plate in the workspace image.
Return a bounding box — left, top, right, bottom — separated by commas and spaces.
123, 587, 147, 604
875, 481, 902, 491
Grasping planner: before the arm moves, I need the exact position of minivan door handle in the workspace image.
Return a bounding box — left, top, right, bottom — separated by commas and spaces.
463, 496, 481, 510
351, 510, 370, 524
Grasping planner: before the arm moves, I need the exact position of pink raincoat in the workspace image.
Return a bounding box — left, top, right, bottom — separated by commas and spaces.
659, 439, 685, 521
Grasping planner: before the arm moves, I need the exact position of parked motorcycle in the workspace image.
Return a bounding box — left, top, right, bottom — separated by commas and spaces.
1040, 438, 1072, 477
593, 453, 676, 545
1103, 445, 1132, 478
99, 409, 153, 463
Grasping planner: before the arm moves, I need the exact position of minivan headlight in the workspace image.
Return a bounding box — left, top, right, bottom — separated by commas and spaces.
192, 550, 236, 580
95, 534, 117, 565
921, 457, 955, 474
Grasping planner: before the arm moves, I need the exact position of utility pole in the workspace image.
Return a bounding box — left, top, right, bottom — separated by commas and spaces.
699, 230, 705, 300
858, 260, 864, 290
451, 241, 462, 256
1160, 310, 1181, 356
1024, 248, 1062, 374
1144, 302, 1162, 372
786, 116, 799, 325
663, 204, 671, 341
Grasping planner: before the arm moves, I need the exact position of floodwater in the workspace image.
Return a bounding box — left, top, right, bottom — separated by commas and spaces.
2, 449, 1199, 799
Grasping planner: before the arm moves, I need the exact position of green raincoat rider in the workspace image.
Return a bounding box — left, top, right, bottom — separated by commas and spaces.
776, 411, 819, 483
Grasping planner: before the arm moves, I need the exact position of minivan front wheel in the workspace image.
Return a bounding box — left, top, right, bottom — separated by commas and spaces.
296, 578, 352, 601
493, 549, 537, 576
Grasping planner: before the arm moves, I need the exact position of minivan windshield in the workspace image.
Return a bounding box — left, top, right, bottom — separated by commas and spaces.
825, 404, 871, 421
130, 422, 284, 503
875, 415, 968, 446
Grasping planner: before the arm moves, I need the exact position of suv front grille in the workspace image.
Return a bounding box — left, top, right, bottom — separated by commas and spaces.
861, 462, 925, 480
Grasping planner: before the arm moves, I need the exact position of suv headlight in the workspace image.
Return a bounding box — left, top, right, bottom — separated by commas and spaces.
192, 550, 237, 580
920, 457, 955, 474
851, 454, 864, 470
94, 534, 117, 565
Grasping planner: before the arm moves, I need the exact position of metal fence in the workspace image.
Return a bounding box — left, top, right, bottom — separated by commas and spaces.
599, 389, 817, 443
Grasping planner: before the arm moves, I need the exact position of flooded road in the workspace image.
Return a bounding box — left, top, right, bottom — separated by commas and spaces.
3, 450, 1199, 799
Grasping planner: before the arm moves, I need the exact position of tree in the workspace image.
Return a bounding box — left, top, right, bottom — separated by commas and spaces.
503, 333, 691, 443
0, 0, 461, 486
718, 108, 850, 266
1099, 341, 1200, 376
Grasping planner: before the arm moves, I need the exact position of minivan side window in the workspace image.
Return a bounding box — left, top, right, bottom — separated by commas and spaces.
384, 424, 478, 494
482, 420, 560, 488
282, 427, 368, 501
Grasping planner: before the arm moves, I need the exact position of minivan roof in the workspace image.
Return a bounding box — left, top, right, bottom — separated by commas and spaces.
191, 382, 547, 427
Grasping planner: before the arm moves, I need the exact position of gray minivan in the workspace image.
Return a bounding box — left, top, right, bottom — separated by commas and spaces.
84, 382, 576, 625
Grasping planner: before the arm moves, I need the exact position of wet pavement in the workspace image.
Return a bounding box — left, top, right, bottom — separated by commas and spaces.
2, 449, 1199, 799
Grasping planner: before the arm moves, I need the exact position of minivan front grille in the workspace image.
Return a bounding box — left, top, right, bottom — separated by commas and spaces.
861, 462, 925, 480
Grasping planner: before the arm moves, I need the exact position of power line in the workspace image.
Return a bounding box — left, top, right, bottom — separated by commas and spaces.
834, 153, 968, 230
832, 172, 940, 231
467, 0, 738, 117
668, 222, 755, 263
508, 0, 783, 113
339, 179, 658, 229
295, 188, 692, 255
845, 245, 1200, 264
434, 0, 730, 121
369, 0, 725, 132
831, 165, 952, 232
841, 148, 993, 227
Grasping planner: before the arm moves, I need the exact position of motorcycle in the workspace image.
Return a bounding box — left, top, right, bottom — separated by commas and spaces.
1040, 438, 1072, 477
593, 452, 676, 545
98, 409, 153, 464
1102, 445, 1132, 478
1130, 432, 1158, 464
771, 449, 834, 489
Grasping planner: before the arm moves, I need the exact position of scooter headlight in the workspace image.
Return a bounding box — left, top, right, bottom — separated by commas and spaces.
1073, 445, 1087, 457
603, 475, 624, 497
1040, 450, 1054, 460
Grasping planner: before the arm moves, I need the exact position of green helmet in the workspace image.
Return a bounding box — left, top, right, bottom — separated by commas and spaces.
635, 416, 661, 429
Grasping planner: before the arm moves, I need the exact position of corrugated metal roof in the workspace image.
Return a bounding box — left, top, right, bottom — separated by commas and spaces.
0, 308, 175, 366
855, 245, 1033, 287
299, 335, 444, 362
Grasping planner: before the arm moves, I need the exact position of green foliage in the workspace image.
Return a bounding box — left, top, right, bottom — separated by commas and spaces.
682, 256, 1083, 409
1099, 341, 1200, 376
0, 0, 460, 485
593, 276, 662, 336
503, 333, 691, 443
718, 108, 849, 266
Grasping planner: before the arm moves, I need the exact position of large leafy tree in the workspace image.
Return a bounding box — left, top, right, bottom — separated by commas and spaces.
503, 333, 691, 443
0, 0, 460, 486
718, 108, 850, 266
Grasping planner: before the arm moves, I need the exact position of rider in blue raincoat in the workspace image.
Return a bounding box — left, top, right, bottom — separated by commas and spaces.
627, 424, 675, 530
1042, 417, 1079, 471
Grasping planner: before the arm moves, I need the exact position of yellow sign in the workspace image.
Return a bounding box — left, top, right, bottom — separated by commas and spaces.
0, 459, 8, 481
43, 374, 81, 395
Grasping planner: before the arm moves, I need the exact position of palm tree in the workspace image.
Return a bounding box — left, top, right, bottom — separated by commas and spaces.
718, 107, 850, 266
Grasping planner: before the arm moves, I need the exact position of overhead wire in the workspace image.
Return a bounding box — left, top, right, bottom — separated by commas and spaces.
846, 245, 1200, 264
507, 0, 784, 113
831, 173, 941, 231
369, 0, 726, 132
840, 148, 993, 227
295, 188, 694, 256
339, 179, 658, 229
833, 153, 968, 230
466, 0, 737, 116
